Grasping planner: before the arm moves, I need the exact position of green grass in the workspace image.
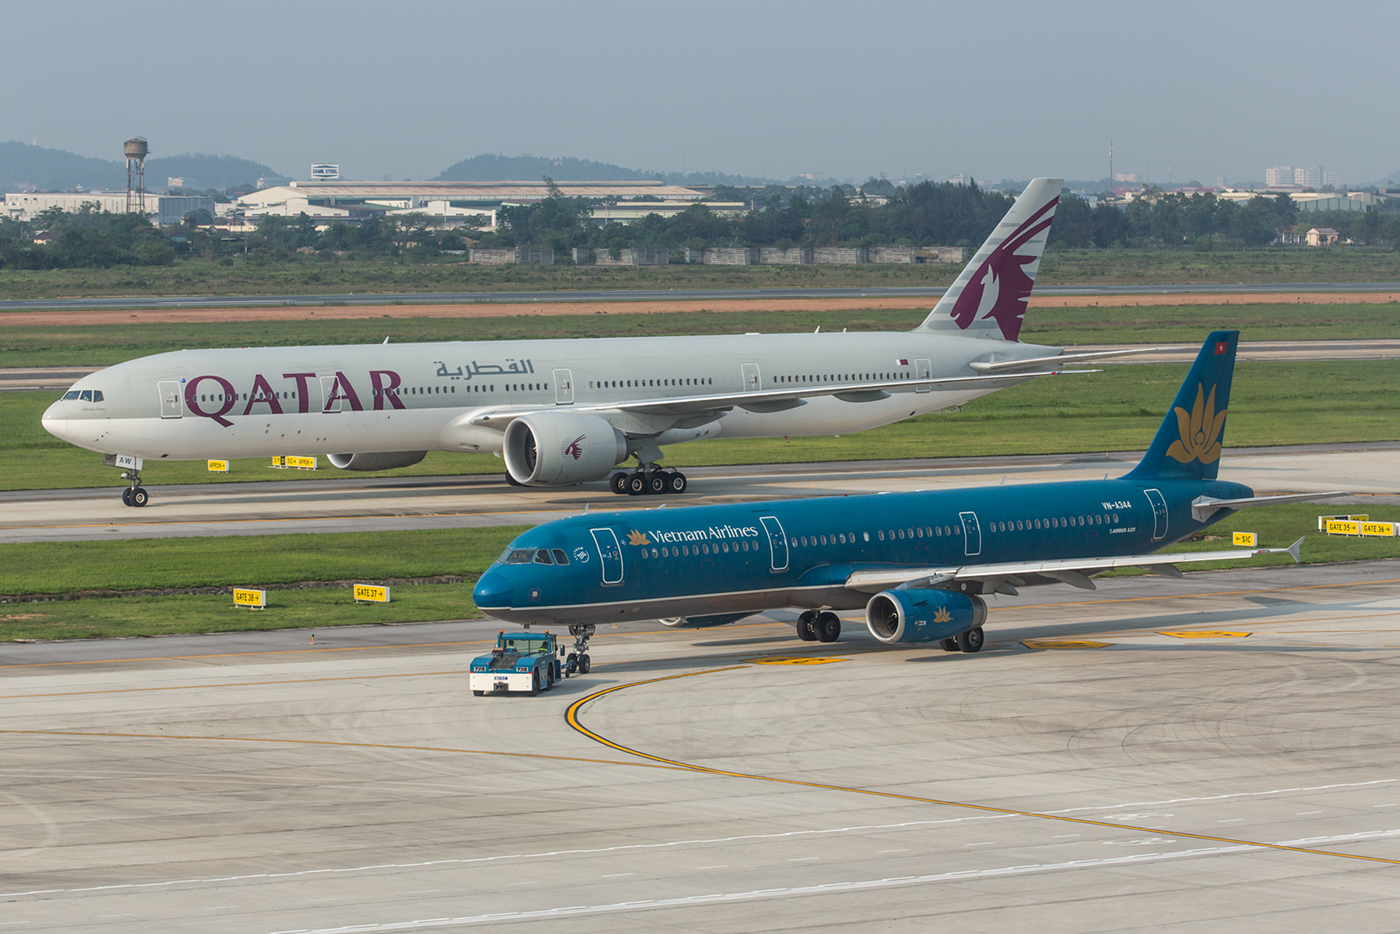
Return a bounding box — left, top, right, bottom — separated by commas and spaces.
1, 247, 1398, 301
0, 584, 485, 643
1, 506, 1392, 643
5, 359, 1397, 491
3, 301, 1399, 368
1, 527, 525, 596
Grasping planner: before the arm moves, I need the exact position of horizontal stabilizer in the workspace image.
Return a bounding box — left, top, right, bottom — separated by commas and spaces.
1191, 491, 1350, 522
844, 539, 1305, 593
968, 346, 1181, 374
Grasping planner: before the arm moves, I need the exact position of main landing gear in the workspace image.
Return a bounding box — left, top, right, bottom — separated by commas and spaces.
565, 624, 595, 675
610, 467, 687, 496
939, 628, 985, 653
795, 610, 842, 643
119, 471, 149, 508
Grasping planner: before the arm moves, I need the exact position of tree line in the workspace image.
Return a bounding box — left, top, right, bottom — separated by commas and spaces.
4, 182, 1397, 271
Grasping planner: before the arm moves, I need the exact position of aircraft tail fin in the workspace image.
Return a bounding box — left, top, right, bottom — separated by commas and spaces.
1124, 331, 1239, 482
914, 178, 1064, 341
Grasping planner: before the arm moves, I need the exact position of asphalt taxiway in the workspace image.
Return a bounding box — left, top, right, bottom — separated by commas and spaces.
0, 443, 1390, 544
2, 560, 1397, 932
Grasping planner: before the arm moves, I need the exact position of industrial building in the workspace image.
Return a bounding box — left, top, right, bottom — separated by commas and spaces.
233, 179, 718, 228
2, 190, 215, 227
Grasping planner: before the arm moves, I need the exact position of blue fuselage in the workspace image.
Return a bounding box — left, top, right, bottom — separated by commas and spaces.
474, 475, 1251, 626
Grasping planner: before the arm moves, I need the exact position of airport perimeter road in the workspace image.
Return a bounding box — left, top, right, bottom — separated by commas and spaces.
2, 560, 1397, 932
0, 443, 1391, 544
4, 281, 1400, 311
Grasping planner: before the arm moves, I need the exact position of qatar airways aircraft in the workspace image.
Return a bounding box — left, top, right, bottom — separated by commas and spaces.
42, 178, 1157, 507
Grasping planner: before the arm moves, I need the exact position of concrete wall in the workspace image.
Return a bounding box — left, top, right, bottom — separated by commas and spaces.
813, 246, 868, 265
703, 247, 758, 265
573, 248, 669, 266
868, 246, 916, 264
757, 246, 812, 265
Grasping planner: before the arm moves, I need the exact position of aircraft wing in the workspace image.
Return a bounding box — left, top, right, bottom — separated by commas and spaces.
465, 369, 1092, 427
967, 346, 1180, 374
843, 537, 1305, 594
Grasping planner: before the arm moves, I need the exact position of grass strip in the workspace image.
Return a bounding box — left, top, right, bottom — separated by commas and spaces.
3, 302, 1399, 368
2, 248, 1400, 301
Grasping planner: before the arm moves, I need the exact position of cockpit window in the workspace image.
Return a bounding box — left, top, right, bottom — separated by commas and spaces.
551, 548, 569, 565
80, 390, 92, 402
505, 548, 536, 564
62, 390, 80, 400
93, 390, 103, 402
532, 549, 554, 565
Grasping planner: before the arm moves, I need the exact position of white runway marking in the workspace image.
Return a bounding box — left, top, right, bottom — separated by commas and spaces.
1042, 779, 1394, 814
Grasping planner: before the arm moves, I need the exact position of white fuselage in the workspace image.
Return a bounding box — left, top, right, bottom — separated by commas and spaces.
42, 331, 1055, 464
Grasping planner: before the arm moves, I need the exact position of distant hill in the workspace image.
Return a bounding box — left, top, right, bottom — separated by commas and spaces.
435, 153, 661, 182
0, 141, 124, 191
434, 152, 796, 187
0, 141, 286, 192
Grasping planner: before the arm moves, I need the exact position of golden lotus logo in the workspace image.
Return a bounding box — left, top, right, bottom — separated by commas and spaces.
1167, 384, 1227, 465
933, 606, 953, 623
627, 530, 650, 546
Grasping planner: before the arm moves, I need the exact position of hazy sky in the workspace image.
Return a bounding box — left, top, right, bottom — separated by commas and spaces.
5, 0, 1395, 185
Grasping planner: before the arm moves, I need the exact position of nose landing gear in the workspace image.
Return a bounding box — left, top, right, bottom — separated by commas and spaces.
119, 471, 149, 507
565, 623, 595, 674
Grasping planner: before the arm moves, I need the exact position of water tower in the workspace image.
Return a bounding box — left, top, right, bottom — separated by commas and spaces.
124, 137, 148, 214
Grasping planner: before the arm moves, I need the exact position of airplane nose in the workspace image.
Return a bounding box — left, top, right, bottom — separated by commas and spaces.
473, 570, 515, 610
41, 401, 68, 440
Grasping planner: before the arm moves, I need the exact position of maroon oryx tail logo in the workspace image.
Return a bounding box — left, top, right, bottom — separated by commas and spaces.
562, 434, 586, 460
948, 196, 1058, 341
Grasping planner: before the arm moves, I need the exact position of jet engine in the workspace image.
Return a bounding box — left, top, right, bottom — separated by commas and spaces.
327, 451, 428, 471
864, 589, 987, 645
502, 412, 627, 486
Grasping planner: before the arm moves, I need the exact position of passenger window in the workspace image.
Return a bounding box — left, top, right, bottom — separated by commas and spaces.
863, 531, 870, 542
935, 526, 942, 536
551, 549, 568, 565
681, 545, 689, 556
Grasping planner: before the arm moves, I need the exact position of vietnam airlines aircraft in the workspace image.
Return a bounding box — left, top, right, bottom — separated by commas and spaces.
42, 178, 1160, 507
473, 332, 1343, 669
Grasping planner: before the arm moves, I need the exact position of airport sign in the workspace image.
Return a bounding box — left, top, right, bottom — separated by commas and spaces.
233, 588, 267, 609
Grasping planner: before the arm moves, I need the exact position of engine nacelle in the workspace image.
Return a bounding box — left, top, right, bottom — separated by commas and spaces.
503, 412, 627, 486
658, 612, 754, 628
865, 589, 987, 645
327, 451, 428, 471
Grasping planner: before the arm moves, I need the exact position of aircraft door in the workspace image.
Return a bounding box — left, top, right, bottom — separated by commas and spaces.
1143, 488, 1168, 541
959, 511, 982, 556
589, 528, 624, 585
914, 358, 932, 392
553, 368, 574, 405
741, 363, 761, 392
759, 516, 789, 572
158, 381, 182, 418
319, 375, 340, 413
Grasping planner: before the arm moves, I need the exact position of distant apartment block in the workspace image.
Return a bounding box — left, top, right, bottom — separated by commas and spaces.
1266, 164, 1327, 188
1265, 165, 1293, 186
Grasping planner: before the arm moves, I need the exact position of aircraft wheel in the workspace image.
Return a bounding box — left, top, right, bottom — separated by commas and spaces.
816, 612, 842, 643
647, 472, 667, 495
625, 473, 647, 496
956, 627, 985, 654
473, 690, 484, 696
796, 611, 817, 641
131, 487, 149, 508
610, 472, 629, 495
121, 488, 133, 507
940, 638, 960, 652
667, 472, 688, 494
578, 653, 591, 674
